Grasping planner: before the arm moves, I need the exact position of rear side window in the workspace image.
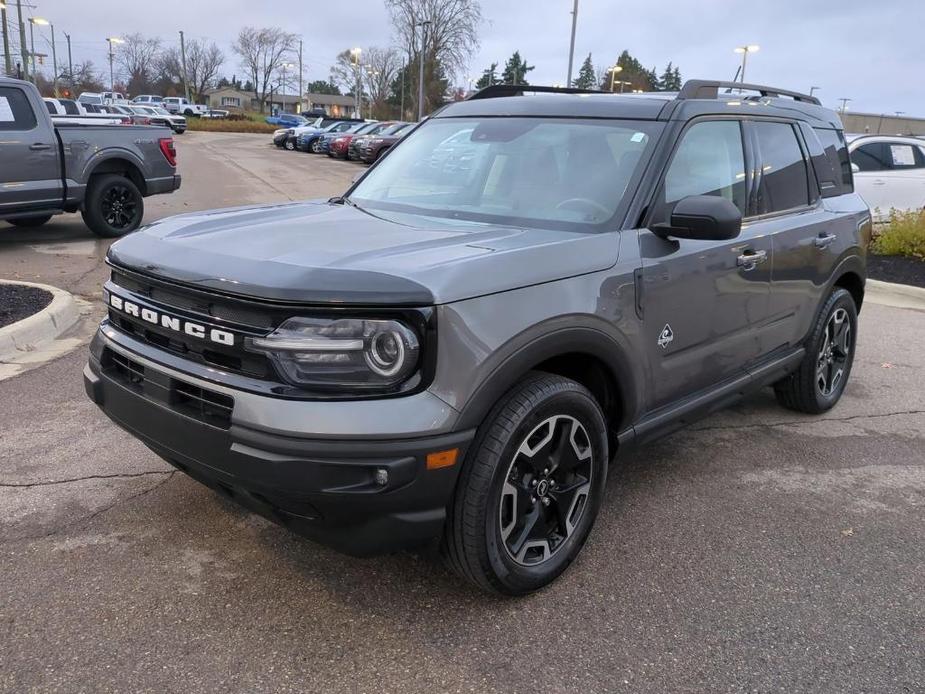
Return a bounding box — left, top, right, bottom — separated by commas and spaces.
753, 121, 810, 214
813, 127, 853, 195
652, 120, 747, 222
0, 87, 37, 131
60, 100, 79, 115
44, 100, 56, 115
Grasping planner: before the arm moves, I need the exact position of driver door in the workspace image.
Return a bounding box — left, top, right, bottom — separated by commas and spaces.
638, 118, 772, 410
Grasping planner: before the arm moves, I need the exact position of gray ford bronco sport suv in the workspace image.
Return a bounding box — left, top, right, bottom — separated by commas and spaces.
85, 81, 870, 595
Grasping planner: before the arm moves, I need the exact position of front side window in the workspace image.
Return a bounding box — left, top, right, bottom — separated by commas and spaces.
754, 121, 810, 214
651, 120, 746, 224
0, 87, 37, 131
351, 117, 662, 232
852, 143, 890, 172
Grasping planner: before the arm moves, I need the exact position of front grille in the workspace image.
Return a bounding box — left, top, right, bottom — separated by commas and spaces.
107, 269, 274, 379
103, 348, 234, 429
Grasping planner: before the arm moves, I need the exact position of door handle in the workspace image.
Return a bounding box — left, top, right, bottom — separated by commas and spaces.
872, 179, 886, 186
736, 249, 768, 270
29, 143, 51, 151
814, 233, 837, 249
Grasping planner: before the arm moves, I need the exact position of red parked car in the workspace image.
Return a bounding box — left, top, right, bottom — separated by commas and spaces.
330, 121, 394, 159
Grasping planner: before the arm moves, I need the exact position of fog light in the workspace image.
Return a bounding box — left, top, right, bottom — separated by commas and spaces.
374, 468, 389, 486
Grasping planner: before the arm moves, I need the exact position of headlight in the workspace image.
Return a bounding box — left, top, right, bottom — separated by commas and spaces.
245, 317, 421, 391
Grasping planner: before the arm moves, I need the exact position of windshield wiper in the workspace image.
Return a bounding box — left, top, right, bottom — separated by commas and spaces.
327, 195, 356, 206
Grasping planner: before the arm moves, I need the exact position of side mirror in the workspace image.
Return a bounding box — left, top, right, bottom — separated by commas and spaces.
851, 162, 860, 174
650, 195, 742, 241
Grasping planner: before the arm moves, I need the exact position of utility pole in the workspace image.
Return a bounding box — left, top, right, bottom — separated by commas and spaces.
416, 20, 430, 121
179, 30, 190, 102
566, 0, 578, 87
1, 2, 11, 76
16, 0, 27, 81
838, 97, 851, 113
50, 24, 58, 96
64, 32, 72, 89
297, 39, 303, 114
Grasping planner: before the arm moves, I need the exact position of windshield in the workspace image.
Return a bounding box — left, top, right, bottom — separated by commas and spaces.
351, 117, 661, 232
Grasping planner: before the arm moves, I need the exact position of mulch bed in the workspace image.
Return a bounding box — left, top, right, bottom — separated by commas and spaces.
867, 255, 925, 289
0, 284, 53, 329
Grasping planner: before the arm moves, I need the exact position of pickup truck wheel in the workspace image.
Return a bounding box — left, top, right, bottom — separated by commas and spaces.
442, 373, 608, 595
774, 287, 857, 414
5, 214, 52, 228
81, 174, 144, 238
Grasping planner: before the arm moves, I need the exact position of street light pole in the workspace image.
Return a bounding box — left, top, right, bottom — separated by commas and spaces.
50, 23, 58, 97
566, 0, 578, 87
608, 64, 623, 92
27, 17, 35, 81
809, 86, 820, 97
350, 47, 361, 119
837, 97, 851, 114
64, 32, 72, 89
416, 20, 430, 121
733, 44, 759, 84
15, 0, 27, 81
106, 37, 124, 93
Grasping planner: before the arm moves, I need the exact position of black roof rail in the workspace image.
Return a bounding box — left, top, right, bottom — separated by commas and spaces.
677, 79, 822, 106
467, 84, 607, 101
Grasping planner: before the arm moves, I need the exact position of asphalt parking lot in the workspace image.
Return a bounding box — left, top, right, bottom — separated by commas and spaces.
1, 132, 924, 693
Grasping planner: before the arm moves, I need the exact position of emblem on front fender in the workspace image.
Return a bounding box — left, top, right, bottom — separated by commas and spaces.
657, 324, 674, 350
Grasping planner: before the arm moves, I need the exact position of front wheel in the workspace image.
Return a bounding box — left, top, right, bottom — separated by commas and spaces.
311, 139, 323, 153
81, 174, 144, 238
774, 287, 858, 413
285, 139, 296, 151
442, 373, 608, 595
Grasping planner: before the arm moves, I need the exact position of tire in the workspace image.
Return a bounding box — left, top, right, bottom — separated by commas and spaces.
442, 373, 609, 595
774, 287, 857, 414
5, 214, 52, 228
311, 139, 323, 153
285, 139, 295, 151
80, 174, 144, 238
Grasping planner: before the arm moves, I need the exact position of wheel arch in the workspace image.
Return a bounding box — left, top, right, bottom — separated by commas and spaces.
833, 266, 865, 312
85, 155, 147, 196
454, 323, 640, 445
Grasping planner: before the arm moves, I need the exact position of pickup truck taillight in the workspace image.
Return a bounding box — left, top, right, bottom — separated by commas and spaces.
159, 138, 177, 167
138, 117, 151, 125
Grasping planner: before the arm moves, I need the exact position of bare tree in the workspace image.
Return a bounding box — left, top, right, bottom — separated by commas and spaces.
116, 33, 162, 96
362, 47, 402, 117
385, 0, 481, 77
231, 27, 298, 111
329, 49, 361, 95
184, 39, 225, 102
384, 0, 481, 114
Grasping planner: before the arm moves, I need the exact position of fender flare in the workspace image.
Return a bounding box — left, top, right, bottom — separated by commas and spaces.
454, 315, 642, 433
82, 149, 148, 193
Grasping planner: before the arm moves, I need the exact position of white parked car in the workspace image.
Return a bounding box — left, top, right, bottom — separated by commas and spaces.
132, 94, 164, 105
162, 97, 209, 117
77, 91, 128, 106
848, 135, 925, 221
43, 97, 129, 125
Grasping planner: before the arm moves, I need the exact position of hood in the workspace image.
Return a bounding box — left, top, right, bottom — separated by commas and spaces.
108, 201, 620, 306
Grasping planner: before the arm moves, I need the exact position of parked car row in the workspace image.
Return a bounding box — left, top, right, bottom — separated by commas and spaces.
76, 92, 208, 117
272, 118, 415, 164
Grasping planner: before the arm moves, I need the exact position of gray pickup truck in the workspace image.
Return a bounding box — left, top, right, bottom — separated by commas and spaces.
0, 77, 181, 237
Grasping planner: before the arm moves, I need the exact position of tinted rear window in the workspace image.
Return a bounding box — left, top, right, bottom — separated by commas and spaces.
812, 128, 853, 196
0, 87, 37, 131
754, 121, 810, 214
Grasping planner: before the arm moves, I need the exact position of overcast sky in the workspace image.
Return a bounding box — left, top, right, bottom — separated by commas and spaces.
20, 0, 925, 115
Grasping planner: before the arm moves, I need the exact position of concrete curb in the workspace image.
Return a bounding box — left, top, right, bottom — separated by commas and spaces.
866, 279, 925, 311
0, 280, 81, 363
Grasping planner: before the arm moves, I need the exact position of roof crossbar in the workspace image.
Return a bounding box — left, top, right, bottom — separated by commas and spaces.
677, 80, 822, 106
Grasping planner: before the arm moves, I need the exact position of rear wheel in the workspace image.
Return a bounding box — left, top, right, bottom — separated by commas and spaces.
4, 214, 52, 228
81, 174, 144, 238
774, 287, 857, 413
311, 138, 324, 153
442, 373, 608, 595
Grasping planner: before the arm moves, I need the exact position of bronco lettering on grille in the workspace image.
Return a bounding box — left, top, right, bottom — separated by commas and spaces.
108, 293, 235, 346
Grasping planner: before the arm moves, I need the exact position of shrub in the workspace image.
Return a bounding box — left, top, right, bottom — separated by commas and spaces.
185, 118, 277, 134
871, 209, 925, 260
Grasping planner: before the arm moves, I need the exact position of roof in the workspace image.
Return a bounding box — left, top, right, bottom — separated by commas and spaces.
305, 93, 356, 107
440, 80, 841, 129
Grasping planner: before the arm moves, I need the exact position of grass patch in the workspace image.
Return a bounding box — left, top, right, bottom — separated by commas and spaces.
186, 117, 276, 134
871, 209, 925, 260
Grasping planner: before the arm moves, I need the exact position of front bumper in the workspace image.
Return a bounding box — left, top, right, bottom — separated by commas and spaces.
84, 328, 473, 556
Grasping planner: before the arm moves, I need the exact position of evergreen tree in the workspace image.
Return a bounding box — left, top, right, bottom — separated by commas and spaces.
574, 53, 596, 89
475, 62, 499, 89
657, 62, 682, 91
600, 50, 658, 92
501, 51, 534, 86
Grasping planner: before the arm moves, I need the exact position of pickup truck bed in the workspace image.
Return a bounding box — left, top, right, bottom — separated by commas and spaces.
1, 77, 181, 237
